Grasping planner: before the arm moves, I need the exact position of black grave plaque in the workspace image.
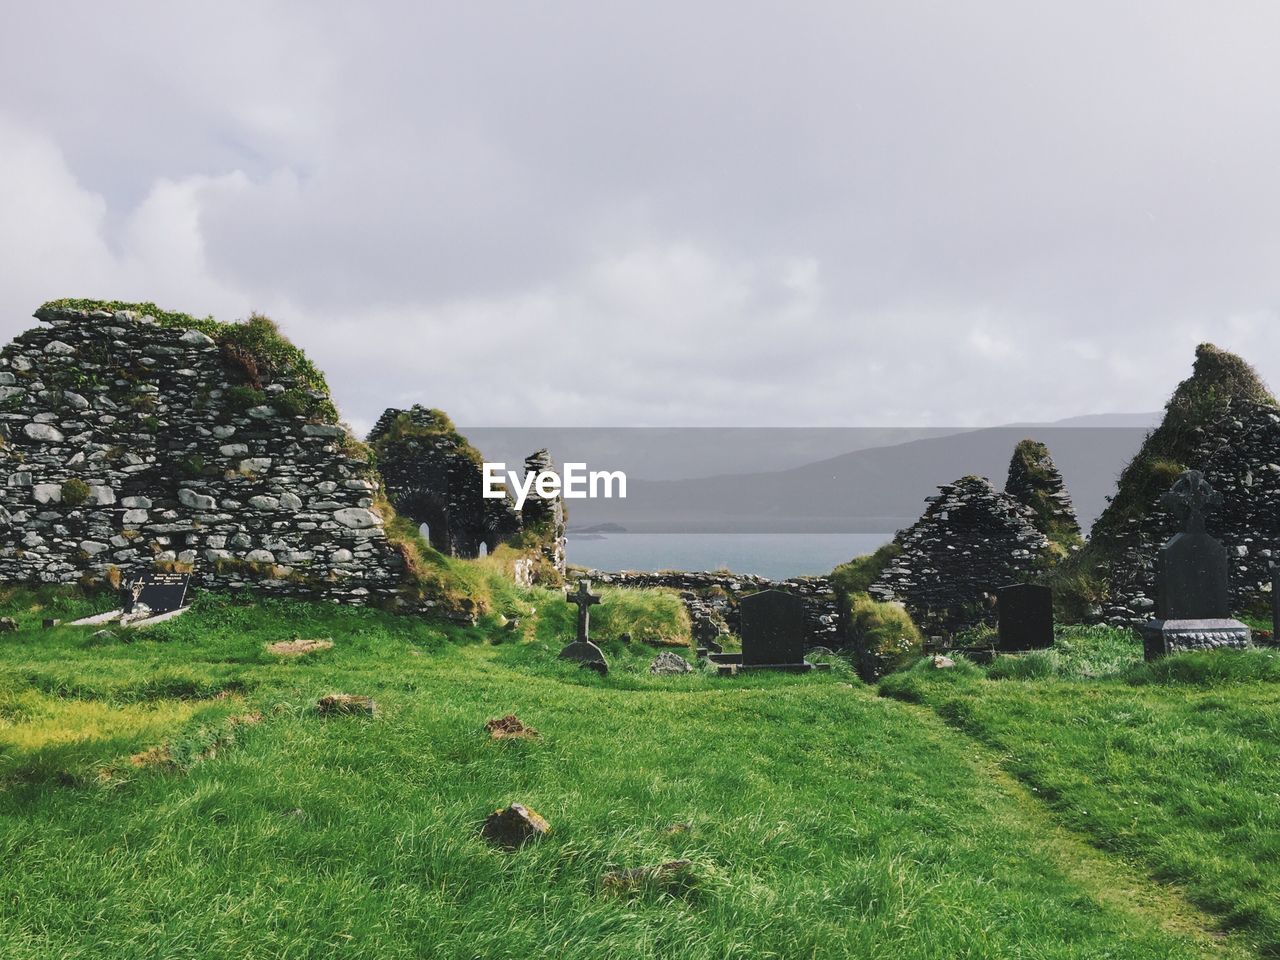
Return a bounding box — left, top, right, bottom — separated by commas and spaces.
996, 584, 1054, 651
121, 570, 192, 615
739, 589, 806, 667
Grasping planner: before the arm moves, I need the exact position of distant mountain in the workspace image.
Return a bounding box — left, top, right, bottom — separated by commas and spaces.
564, 420, 1155, 535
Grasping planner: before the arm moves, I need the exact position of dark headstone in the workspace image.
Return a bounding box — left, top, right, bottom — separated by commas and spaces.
558, 579, 607, 671
996, 584, 1054, 651
565, 579, 601, 643
740, 589, 806, 667
559, 639, 608, 674
121, 570, 191, 615
1139, 471, 1251, 659
1156, 533, 1230, 620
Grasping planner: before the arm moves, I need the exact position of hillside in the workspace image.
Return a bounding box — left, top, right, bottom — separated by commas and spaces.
562, 424, 1149, 534
0, 586, 1274, 958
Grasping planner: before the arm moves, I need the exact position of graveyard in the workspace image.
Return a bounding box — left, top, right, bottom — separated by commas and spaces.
3, 303, 1280, 958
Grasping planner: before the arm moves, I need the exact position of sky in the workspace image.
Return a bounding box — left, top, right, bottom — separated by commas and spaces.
2, 2, 1280, 433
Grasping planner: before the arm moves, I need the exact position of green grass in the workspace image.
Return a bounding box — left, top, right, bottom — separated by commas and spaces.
0, 592, 1262, 958
883, 630, 1280, 951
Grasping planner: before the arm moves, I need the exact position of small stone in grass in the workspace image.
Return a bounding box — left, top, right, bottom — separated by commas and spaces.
649, 651, 693, 675
481, 804, 550, 850
931, 655, 956, 669
42, 618, 60, 629
316, 693, 376, 717
600, 859, 693, 893
485, 714, 538, 740
0, 617, 17, 632
90, 629, 116, 642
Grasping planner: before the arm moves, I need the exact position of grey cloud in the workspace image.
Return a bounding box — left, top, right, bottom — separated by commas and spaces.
2, 2, 1280, 428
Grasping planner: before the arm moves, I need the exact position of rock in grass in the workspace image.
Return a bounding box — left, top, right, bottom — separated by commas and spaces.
649, 651, 693, 675
931, 655, 956, 670
485, 714, 538, 740
481, 804, 550, 850
0, 616, 16, 632
316, 693, 376, 717
600, 859, 693, 893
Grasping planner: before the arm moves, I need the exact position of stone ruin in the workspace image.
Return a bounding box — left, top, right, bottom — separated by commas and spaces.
368, 405, 565, 584
0, 302, 458, 613
1092, 399, 1280, 624
1004, 438, 1081, 549
1079, 345, 1280, 624
870, 473, 1051, 634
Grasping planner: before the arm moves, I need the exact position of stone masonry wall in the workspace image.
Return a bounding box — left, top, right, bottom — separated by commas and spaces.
869, 475, 1050, 635
1100, 400, 1280, 624
0, 304, 430, 610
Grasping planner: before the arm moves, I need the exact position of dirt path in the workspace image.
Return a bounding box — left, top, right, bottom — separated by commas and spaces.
894, 697, 1259, 960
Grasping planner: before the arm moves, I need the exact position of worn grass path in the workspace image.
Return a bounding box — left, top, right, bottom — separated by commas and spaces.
0, 592, 1266, 958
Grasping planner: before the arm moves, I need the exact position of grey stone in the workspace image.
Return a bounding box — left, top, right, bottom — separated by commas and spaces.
649, 651, 694, 675
180, 329, 215, 347
22, 423, 64, 442
333, 507, 379, 529
178, 488, 217, 511
32, 483, 61, 504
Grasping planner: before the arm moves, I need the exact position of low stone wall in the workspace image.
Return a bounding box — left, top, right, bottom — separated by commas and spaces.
0, 304, 440, 612
581, 569, 839, 646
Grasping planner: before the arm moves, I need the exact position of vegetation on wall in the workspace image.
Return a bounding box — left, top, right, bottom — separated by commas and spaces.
39, 299, 338, 422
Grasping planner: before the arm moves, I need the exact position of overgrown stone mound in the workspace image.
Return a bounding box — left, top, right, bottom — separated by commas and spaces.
1067, 344, 1280, 623
0, 300, 462, 613
1005, 439, 1082, 551
368, 408, 565, 583
869, 475, 1051, 634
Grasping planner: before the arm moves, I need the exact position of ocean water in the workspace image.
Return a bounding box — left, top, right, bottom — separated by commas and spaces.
566, 532, 893, 580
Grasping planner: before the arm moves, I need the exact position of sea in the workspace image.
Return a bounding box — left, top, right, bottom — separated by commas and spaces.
565, 532, 893, 581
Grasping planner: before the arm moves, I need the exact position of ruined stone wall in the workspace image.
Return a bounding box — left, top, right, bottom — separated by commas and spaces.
0, 304, 430, 610
869, 475, 1051, 635
369, 405, 520, 558
1099, 400, 1280, 624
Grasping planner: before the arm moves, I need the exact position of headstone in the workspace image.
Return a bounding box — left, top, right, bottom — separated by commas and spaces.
708, 589, 825, 673
1138, 470, 1251, 659
996, 583, 1054, 651
558, 579, 608, 672
121, 570, 191, 616
741, 590, 806, 666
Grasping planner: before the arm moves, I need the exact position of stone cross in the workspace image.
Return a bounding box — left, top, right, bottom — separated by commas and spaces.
565, 579, 601, 642
1160, 469, 1221, 534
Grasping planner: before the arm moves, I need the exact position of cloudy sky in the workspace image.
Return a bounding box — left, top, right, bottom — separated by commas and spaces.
2, 2, 1279, 432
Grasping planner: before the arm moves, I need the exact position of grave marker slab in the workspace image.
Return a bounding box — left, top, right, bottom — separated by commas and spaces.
122, 570, 191, 616
996, 584, 1054, 651
1138, 471, 1251, 659
709, 589, 826, 674
558, 579, 608, 673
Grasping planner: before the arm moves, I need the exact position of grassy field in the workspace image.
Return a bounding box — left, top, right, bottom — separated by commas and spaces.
0, 589, 1271, 958
884, 629, 1280, 953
